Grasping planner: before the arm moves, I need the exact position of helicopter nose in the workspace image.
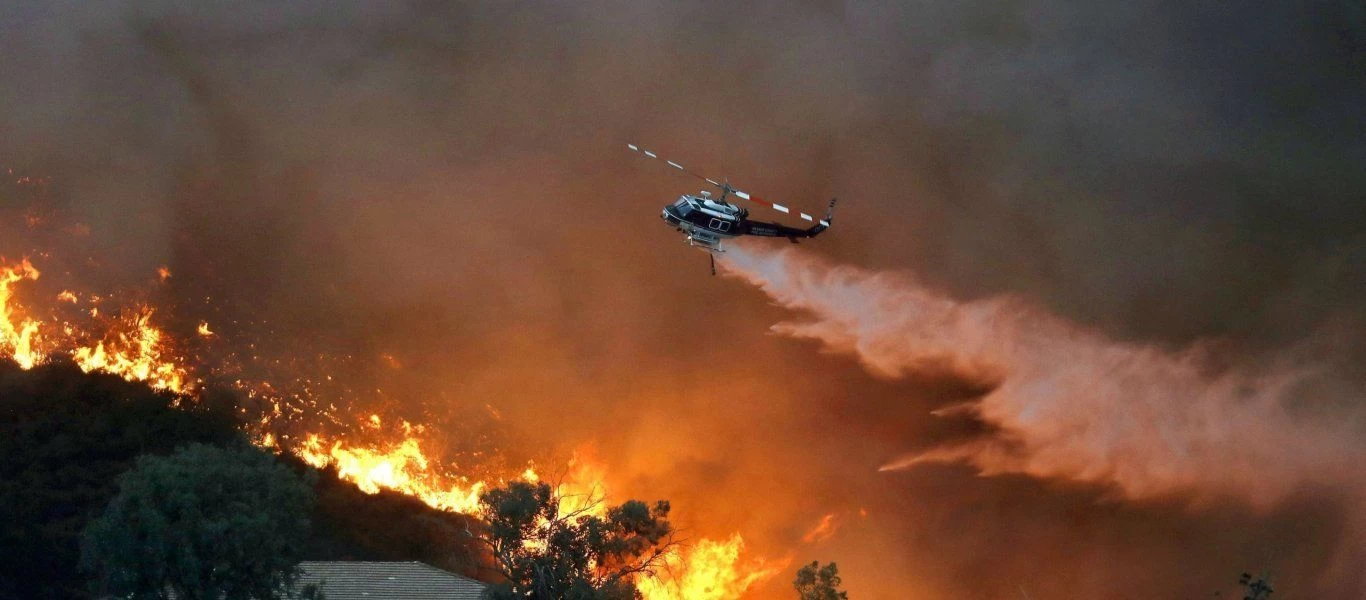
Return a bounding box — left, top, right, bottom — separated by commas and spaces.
661, 209, 681, 226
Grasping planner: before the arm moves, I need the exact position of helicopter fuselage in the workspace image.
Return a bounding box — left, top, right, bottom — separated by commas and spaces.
660, 193, 832, 252
630, 143, 835, 261
660, 194, 746, 251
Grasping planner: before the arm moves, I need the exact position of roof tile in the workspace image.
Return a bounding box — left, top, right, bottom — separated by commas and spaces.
296, 561, 488, 600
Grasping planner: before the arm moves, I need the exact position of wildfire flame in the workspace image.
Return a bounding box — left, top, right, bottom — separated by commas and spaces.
297, 430, 487, 514
2, 260, 189, 392
73, 308, 190, 393
296, 428, 777, 598
0, 259, 42, 369
0, 256, 777, 597
637, 535, 787, 600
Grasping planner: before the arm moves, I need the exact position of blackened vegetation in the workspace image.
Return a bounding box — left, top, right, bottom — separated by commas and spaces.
0, 361, 490, 599
304, 459, 494, 581
0, 361, 239, 599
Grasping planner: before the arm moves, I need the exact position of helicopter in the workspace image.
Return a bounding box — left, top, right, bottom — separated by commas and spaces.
627, 143, 836, 273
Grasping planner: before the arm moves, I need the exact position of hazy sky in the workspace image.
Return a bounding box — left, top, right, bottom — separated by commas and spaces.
2, 1, 1364, 597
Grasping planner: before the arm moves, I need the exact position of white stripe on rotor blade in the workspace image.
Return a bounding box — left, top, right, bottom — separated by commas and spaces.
667, 161, 684, 170
819, 220, 829, 227
773, 204, 790, 213
644, 151, 657, 158
628, 144, 639, 151
706, 179, 720, 186
735, 191, 750, 200
800, 213, 813, 221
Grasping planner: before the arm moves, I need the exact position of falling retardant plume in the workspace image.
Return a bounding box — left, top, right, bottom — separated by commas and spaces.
720, 244, 1366, 509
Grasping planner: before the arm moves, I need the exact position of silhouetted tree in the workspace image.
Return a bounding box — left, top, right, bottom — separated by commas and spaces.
0, 362, 243, 599
794, 561, 849, 600
81, 443, 315, 600
475, 480, 675, 600
0, 363, 492, 597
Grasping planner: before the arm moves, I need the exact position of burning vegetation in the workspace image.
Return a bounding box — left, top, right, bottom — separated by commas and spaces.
0, 231, 778, 597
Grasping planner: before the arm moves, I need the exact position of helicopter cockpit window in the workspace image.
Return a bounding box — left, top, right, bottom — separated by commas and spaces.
673, 199, 694, 216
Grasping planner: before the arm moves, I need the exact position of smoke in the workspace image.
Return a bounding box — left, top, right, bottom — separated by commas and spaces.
722, 244, 1366, 508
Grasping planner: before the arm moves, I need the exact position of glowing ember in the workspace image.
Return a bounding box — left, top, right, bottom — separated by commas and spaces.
197, 321, 214, 336
157, 266, 171, 281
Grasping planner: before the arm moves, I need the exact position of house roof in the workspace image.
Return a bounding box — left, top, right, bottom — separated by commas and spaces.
297, 561, 488, 600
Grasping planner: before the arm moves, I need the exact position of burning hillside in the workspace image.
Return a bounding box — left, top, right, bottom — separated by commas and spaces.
0, 170, 780, 597
1, 258, 190, 392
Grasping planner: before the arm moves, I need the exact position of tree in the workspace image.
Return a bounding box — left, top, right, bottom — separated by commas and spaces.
0, 363, 490, 598
475, 480, 676, 600
794, 561, 849, 600
0, 362, 243, 600
80, 443, 316, 600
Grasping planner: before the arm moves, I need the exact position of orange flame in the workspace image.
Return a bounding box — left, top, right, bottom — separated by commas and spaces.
72, 308, 190, 393
296, 429, 488, 514
3, 258, 190, 393
637, 534, 786, 600
1, 259, 44, 369
292, 424, 777, 597
293, 425, 606, 520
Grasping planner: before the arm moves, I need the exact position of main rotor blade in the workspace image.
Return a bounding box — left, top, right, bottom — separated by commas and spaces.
732, 190, 829, 227
627, 143, 721, 187
626, 143, 829, 226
